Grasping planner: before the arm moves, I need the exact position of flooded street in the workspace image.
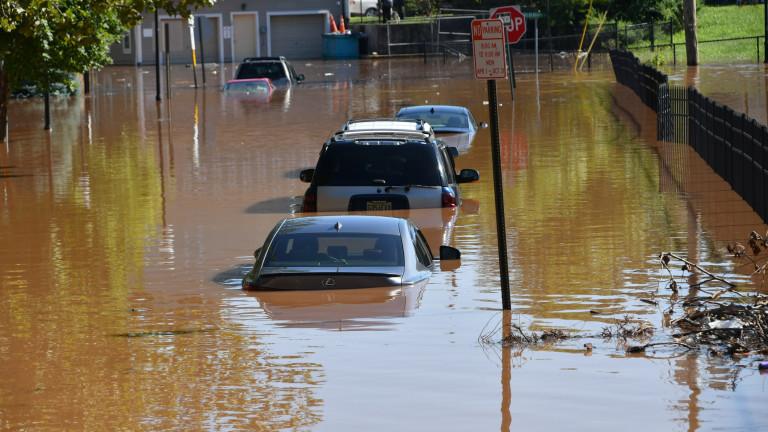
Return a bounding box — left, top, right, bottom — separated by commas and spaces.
1, 58, 766, 431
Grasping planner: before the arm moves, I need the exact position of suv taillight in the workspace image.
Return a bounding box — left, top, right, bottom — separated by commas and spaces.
441, 187, 457, 208
302, 188, 317, 212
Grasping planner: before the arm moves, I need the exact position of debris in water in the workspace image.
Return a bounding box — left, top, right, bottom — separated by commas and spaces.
708, 319, 745, 330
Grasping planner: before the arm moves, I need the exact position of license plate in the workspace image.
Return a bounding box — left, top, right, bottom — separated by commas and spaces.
366, 200, 392, 211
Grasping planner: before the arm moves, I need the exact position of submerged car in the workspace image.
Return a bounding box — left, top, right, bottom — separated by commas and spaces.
349, 0, 379, 16
224, 77, 275, 94
395, 105, 486, 153
299, 119, 479, 212
241, 215, 461, 291
396, 105, 481, 133
234, 56, 305, 87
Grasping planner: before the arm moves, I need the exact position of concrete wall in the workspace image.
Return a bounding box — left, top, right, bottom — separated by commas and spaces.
112, 0, 347, 65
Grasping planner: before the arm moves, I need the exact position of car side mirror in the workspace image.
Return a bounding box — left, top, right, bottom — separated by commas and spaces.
299, 168, 314, 183
439, 245, 461, 260
447, 147, 459, 158
297, 74, 305, 82
253, 247, 262, 259
457, 168, 479, 183
480, 122, 489, 128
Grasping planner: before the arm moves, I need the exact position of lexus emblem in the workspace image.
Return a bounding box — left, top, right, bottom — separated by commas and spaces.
321, 277, 336, 288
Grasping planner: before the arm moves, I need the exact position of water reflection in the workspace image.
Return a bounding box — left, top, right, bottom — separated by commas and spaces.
244, 283, 426, 331
2, 58, 767, 430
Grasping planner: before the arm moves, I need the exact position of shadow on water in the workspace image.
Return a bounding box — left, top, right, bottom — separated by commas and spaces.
0, 165, 32, 178
111, 329, 217, 338
284, 168, 305, 180
244, 196, 303, 214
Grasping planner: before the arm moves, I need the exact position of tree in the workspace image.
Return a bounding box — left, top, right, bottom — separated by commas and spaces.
0, 1, 213, 141
683, 0, 698, 65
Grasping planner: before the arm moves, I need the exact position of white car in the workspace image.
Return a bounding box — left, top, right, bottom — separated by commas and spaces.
299, 119, 479, 212
349, 0, 379, 16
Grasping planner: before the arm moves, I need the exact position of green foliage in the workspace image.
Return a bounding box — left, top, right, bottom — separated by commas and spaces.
444, 0, 683, 34
404, 0, 433, 16
610, 0, 681, 24
0, 1, 213, 91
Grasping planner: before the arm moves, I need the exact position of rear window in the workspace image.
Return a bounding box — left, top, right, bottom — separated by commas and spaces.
397, 111, 468, 130
236, 62, 286, 81
264, 233, 404, 267
313, 143, 442, 186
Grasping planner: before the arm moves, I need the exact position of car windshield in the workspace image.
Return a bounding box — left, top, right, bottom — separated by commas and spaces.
264, 233, 405, 267
225, 81, 271, 93
236, 62, 287, 81
397, 111, 468, 130
313, 143, 442, 186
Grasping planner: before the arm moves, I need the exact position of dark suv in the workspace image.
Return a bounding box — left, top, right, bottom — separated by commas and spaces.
234, 57, 305, 87
299, 119, 480, 212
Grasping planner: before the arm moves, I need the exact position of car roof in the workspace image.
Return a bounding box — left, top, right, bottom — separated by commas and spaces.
278, 216, 403, 236
241, 56, 287, 63
344, 119, 430, 133
334, 118, 435, 141
397, 105, 469, 115
226, 78, 273, 84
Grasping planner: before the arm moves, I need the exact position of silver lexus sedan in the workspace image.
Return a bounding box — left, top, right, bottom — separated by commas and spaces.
242, 215, 460, 290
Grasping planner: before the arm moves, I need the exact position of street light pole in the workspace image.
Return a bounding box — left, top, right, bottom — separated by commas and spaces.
155, 9, 161, 101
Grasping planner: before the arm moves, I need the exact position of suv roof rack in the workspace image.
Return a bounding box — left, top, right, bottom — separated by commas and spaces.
341, 118, 429, 130
337, 118, 434, 137
242, 56, 286, 62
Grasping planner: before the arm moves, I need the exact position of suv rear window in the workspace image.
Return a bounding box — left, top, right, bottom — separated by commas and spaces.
313, 143, 442, 186
236, 62, 286, 81
398, 111, 467, 129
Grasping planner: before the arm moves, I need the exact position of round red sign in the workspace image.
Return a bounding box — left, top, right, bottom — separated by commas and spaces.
489, 6, 527, 44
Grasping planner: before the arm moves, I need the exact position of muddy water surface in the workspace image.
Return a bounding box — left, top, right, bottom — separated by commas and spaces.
1, 59, 766, 431
664, 63, 768, 124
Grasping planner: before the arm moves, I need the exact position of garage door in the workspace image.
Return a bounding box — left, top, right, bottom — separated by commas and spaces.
270, 14, 325, 59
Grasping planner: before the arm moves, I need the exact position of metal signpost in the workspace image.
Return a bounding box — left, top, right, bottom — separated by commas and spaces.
490, 6, 527, 98
471, 18, 512, 310
188, 16, 198, 88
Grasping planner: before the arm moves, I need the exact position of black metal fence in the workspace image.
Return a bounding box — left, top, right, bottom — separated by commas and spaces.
610, 49, 768, 222
608, 50, 668, 113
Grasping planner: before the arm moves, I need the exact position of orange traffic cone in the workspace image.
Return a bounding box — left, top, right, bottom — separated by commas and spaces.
329, 14, 338, 33
339, 15, 346, 33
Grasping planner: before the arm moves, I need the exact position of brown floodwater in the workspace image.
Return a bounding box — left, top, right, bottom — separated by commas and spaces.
1, 58, 766, 431
663, 63, 768, 124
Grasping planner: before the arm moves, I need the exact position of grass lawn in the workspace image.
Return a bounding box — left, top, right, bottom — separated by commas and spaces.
349, 15, 437, 25
635, 4, 765, 64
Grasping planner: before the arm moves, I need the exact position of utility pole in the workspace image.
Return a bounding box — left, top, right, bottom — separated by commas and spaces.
155, 9, 161, 101
683, 0, 698, 65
